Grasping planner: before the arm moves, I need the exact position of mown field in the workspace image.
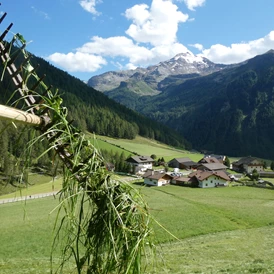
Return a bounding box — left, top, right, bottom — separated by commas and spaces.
0, 174, 63, 198
1, 184, 274, 273
93, 134, 204, 162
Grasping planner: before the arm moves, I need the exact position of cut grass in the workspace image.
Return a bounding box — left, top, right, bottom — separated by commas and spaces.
150, 226, 274, 273
0, 197, 74, 274
1, 185, 274, 273
95, 135, 203, 162
142, 185, 274, 242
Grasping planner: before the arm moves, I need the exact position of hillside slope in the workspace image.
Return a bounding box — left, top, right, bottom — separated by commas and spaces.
0, 48, 189, 149
136, 50, 274, 158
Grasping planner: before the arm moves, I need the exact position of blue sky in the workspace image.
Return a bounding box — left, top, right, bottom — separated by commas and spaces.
1, 0, 274, 81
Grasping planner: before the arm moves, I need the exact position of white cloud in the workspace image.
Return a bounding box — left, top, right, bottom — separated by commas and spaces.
189, 43, 204, 51
125, 63, 137, 70
77, 36, 153, 64
77, 36, 190, 68
182, 0, 206, 11
79, 0, 101, 15
125, 0, 188, 46
201, 31, 274, 64
47, 0, 191, 73
31, 6, 50, 20
48, 34, 190, 72
47, 52, 107, 72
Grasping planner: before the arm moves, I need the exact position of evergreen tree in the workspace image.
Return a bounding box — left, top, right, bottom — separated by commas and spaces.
251, 169, 259, 181
224, 157, 231, 168
150, 154, 157, 160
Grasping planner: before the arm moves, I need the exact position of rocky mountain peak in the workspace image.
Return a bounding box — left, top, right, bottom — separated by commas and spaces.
87, 51, 228, 93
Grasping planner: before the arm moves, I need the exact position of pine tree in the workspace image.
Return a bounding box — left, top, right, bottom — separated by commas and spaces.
224, 157, 231, 168
271, 161, 274, 171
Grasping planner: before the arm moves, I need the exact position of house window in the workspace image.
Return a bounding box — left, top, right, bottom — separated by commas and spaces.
206, 183, 208, 186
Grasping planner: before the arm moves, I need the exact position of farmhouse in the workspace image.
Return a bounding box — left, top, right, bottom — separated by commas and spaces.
142, 170, 172, 186
232, 157, 264, 173
189, 170, 230, 188
168, 157, 197, 169
125, 155, 154, 174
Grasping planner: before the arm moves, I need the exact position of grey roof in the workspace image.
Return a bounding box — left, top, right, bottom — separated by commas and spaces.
170, 157, 192, 163
204, 154, 226, 160
198, 163, 227, 171
233, 157, 263, 166
126, 155, 154, 164
180, 160, 197, 167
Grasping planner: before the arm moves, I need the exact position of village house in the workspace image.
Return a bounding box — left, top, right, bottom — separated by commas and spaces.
188, 170, 230, 188
142, 170, 172, 186
125, 155, 154, 174
168, 157, 197, 170
232, 157, 264, 174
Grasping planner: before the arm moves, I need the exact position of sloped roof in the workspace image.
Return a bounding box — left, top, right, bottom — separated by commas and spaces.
169, 157, 192, 163
233, 156, 263, 166
143, 170, 172, 180
205, 154, 226, 161
180, 160, 197, 167
126, 155, 154, 164
189, 170, 230, 181
173, 176, 190, 182
198, 156, 220, 164
198, 163, 227, 171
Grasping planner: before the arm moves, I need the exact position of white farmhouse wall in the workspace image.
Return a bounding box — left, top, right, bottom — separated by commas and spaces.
144, 178, 170, 187
198, 175, 228, 188
244, 162, 264, 174
132, 163, 153, 173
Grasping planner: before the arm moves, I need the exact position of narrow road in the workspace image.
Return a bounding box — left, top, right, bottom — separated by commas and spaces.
0, 191, 59, 205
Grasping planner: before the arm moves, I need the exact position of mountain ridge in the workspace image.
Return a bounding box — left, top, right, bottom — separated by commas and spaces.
87, 51, 231, 94
135, 50, 274, 158
89, 50, 274, 159
0, 46, 189, 149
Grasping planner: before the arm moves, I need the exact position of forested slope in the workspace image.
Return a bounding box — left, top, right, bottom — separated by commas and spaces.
136, 50, 274, 159
0, 48, 189, 148
0, 47, 190, 187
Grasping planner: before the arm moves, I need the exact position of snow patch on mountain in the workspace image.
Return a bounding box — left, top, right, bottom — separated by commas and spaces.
88, 52, 228, 93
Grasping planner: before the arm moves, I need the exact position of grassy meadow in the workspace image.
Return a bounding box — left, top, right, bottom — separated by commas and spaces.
0, 135, 273, 273
93, 135, 204, 162
0, 174, 63, 199
1, 184, 274, 273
